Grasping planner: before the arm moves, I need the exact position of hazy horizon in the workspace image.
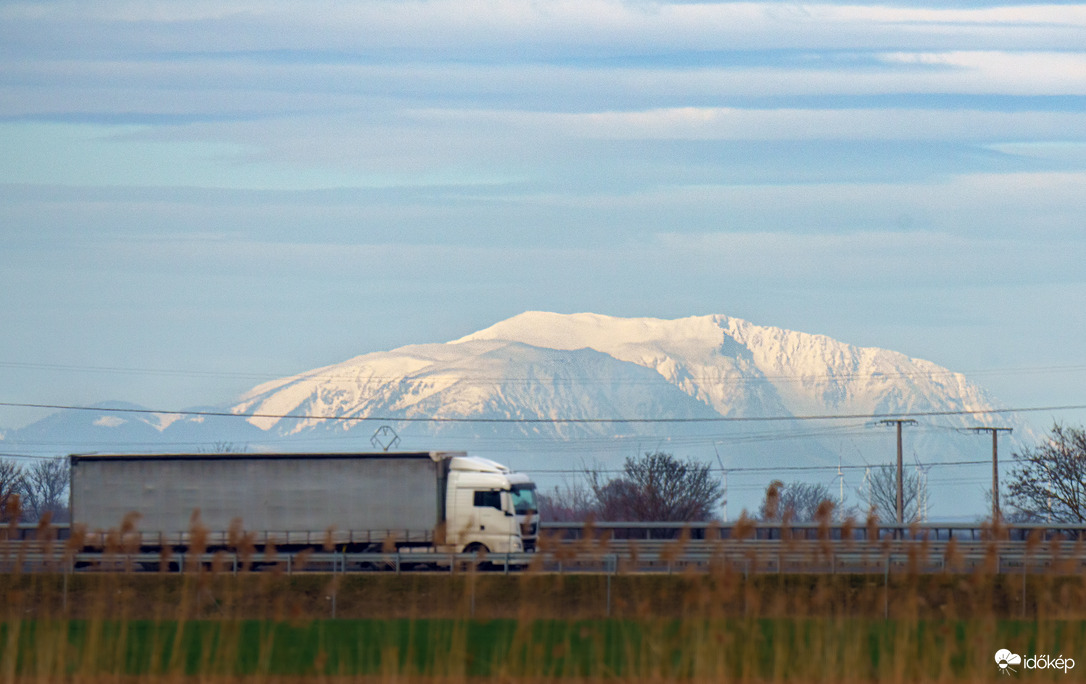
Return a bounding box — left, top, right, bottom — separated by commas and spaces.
2, 1, 1084, 440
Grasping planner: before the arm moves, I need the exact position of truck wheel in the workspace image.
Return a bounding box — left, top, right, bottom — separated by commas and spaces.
464, 542, 491, 570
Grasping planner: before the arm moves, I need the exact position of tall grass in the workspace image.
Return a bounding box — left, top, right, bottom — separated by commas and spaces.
3, 516, 1086, 682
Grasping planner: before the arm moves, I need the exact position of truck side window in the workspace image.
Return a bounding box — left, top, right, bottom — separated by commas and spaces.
473, 490, 502, 510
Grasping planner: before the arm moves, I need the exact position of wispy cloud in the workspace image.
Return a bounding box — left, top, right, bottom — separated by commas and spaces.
6, 2, 1085, 52
1, 0, 1085, 429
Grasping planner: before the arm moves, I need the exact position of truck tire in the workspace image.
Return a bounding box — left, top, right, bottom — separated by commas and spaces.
464, 542, 491, 570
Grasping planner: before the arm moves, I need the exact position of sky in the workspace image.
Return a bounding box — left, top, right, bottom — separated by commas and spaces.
1, 0, 1085, 437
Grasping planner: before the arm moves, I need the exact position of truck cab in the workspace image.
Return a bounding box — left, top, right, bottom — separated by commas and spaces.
445, 456, 538, 555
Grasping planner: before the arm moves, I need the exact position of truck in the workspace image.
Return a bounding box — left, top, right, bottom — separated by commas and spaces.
69, 451, 539, 556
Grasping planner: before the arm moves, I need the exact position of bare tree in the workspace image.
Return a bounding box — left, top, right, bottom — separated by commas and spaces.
1005, 423, 1086, 523
759, 480, 838, 522
861, 465, 925, 523
22, 458, 70, 523
537, 479, 597, 522
0, 458, 26, 523
198, 441, 248, 454
587, 451, 724, 522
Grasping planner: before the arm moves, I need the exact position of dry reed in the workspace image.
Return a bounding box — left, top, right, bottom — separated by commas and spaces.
2, 516, 1085, 683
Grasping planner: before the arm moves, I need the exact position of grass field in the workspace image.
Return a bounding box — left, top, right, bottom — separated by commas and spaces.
3, 616, 1084, 681
4, 520, 1086, 682
3, 567, 1086, 682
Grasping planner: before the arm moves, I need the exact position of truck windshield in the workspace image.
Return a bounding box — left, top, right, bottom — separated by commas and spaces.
510, 484, 538, 515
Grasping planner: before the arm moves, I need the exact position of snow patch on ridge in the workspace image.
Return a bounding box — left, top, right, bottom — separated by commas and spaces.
454, 311, 1003, 426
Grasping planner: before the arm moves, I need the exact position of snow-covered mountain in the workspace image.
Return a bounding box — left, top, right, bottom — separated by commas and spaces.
5, 312, 1033, 518
228, 312, 1035, 518
233, 311, 1016, 436
232, 338, 721, 437
457, 312, 1001, 423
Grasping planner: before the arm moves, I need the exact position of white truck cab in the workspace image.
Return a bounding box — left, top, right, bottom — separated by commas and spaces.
445, 455, 538, 554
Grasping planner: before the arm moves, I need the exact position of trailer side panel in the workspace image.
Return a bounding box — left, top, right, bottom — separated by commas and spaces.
71, 453, 444, 537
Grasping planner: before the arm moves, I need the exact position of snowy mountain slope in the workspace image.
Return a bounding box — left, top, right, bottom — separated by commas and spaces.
226, 311, 1027, 445
456, 311, 1008, 429
7, 313, 1028, 463
6, 311, 1032, 518
225, 311, 1030, 486
444, 312, 1033, 518
232, 339, 725, 438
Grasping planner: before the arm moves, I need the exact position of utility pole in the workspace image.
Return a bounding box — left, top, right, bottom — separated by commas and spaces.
971, 426, 1013, 521
863, 467, 872, 512
879, 419, 917, 524
722, 470, 729, 523
915, 462, 931, 523
714, 443, 728, 523
837, 459, 844, 508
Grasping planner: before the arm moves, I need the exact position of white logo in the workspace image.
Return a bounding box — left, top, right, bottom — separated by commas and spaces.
995, 649, 1076, 675
996, 649, 1022, 675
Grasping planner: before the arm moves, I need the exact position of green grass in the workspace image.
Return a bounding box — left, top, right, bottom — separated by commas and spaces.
4, 617, 1086, 680
4, 536, 1086, 683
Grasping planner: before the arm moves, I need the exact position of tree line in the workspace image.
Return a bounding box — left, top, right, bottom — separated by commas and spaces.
2, 422, 1084, 526
0, 457, 70, 524
540, 423, 1086, 525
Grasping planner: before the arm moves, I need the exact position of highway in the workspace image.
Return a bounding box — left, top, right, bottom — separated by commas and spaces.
4, 520, 1086, 575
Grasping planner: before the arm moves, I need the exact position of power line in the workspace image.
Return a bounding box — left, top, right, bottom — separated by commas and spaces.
0, 450, 992, 473
1, 400, 1083, 425
529, 459, 991, 476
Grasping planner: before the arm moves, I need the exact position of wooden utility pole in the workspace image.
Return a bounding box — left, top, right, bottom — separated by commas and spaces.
972, 426, 1013, 520
879, 419, 917, 524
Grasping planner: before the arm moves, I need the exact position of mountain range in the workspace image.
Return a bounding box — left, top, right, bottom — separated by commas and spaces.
1, 312, 1033, 519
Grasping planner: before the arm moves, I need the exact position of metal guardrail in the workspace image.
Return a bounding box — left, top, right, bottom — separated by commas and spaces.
0, 549, 531, 575
5, 520, 1086, 576
4, 544, 1086, 576
8, 520, 1086, 543
540, 520, 1086, 542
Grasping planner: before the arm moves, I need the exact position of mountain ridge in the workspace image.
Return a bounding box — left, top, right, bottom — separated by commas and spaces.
220, 311, 1029, 518
2, 311, 1032, 518
453, 311, 1000, 424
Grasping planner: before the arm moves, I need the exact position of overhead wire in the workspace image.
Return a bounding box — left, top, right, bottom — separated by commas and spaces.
527, 458, 992, 476
1, 363, 1074, 513
2, 400, 1083, 425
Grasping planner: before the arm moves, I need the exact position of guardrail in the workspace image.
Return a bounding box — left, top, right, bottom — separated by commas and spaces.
0, 549, 531, 575
5, 520, 1086, 577
8, 520, 1086, 543
4, 543, 1086, 576
540, 520, 1086, 542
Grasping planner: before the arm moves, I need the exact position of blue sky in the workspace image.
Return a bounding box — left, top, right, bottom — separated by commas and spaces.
1, 0, 1085, 434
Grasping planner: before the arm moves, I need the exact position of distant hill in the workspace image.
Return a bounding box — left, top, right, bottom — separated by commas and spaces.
4, 312, 1033, 518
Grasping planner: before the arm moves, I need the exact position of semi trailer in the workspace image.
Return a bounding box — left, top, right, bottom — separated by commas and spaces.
69, 451, 538, 555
